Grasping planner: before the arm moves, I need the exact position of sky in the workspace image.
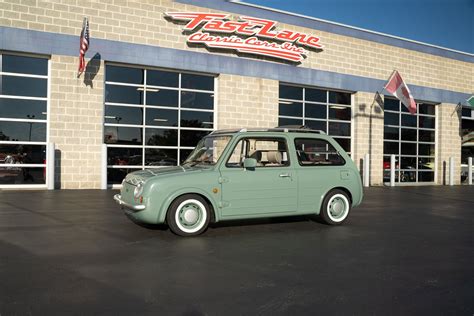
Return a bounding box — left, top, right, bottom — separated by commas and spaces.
245, 0, 474, 54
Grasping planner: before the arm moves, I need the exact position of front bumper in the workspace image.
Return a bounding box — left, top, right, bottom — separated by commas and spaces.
114, 194, 146, 211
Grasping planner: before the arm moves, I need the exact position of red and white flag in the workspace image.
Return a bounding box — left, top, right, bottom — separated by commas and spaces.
78, 17, 90, 76
384, 70, 417, 114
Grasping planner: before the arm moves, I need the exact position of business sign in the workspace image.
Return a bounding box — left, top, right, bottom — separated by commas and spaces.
165, 12, 323, 62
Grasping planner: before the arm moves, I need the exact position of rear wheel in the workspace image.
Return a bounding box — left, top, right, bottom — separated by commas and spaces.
167, 194, 210, 237
320, 189, 351, 225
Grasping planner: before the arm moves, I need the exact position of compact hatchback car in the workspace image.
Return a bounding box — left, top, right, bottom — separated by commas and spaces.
114, 127, 363, 236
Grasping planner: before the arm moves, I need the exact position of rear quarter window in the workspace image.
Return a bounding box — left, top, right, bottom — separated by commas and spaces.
294, 138, 345, 166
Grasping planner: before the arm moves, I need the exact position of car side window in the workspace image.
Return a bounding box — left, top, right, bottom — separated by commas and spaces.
226, 137, 290, 168
295, 138, 345, 166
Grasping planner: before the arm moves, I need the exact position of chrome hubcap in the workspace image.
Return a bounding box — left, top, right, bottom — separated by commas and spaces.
182, 207, 199, 225
327, 194, 349, 222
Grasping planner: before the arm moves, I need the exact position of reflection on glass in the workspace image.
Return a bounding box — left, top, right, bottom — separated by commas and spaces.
146, 89, 179, 107
418, 144, 434, 156
419, 130, 435, 142
305, 119, 326, 131
401, 142, 416, 155
418, 171, 434, 182
105, 85, 143, 104
0, 121, 46, 142
106, 65, 144, 84
328, 122, 350, 136
401, 128, 417, 141
279, 85, 302, 100
0, 167, 45, 184
181, 91, 213, 110
329, 91, 351, 105
419, 116, 435, 129
0, 99, 47, 120
462, 107, 472, 118
145, 128, 177, 146
305, 88, 326, 102
180, 129, 210, 147
401, 114, 417, 127
181, 74, 214, 91
145, 148, 177, 166
105, 106, 142, 125
400, 170, 416, 182
384, 98, 399, 111
278, 117, 302, 127
181, 110, 213, 128
0, 144, 46, 164
384, 112, 399, 126
107, 147, 142, 166
107, 168, 138, 184
384, 141, 398, 155
180, 149, 193, 164
104, 126, 142, 145
419, 103, 435, 115
334, 138, 350, 152
418, 158, 434, 170
384, 126, 399, 140
305, 103, 326, 119
2, 55, 48, 76
146, 108, 178, 127
1, 76, 47, 97
329, 106, 350, 120
279, 102, 302, 117
147, 70, 179, 87
400, 156, 417, 169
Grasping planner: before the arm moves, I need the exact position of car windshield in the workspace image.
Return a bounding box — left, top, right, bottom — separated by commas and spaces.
182, 135, 232, 166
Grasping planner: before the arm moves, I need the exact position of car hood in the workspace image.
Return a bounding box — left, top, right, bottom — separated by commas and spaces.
124, 165, 211, 184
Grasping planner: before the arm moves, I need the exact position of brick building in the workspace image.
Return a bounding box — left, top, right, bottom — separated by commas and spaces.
0, 0, 472, 189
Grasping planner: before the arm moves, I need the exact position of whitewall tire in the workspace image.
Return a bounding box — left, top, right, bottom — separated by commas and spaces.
320, 189, 351, 225
167, 194, 211, 236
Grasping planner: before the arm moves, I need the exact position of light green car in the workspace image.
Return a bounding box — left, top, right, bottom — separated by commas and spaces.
114, 127, 363, 236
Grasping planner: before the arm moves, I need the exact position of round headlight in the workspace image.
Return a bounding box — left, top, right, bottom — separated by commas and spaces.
134, 182, 144, 199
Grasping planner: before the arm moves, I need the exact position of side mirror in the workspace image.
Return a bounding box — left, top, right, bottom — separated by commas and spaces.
243, 158, 257, 169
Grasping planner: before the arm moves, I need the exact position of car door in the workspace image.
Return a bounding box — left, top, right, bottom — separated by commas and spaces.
294, 137, 347, 213
219, 136, 297, 218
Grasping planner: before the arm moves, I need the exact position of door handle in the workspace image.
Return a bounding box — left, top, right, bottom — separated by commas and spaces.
279, 173, 291, 178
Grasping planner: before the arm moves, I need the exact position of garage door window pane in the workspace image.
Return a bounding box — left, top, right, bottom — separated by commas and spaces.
147, 70, 178, 87
145, 128, 177, 146
2, 54, 48, 76
1, 76, 47, 97
181, 91, 213, 110
0, 99, 47, 120
106, 65, 144, 84
145, 108, 178, 127
107, 147, 142, 166
279, 102, 302, 117
105, 85, 143, 104
145, 148, 177, 166
146, 89, 179, 107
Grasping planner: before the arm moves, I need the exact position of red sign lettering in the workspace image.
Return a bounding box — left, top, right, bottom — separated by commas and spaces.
165, 12, 323, 63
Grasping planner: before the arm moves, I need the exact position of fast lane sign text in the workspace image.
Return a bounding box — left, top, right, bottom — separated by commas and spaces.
165, 12, 323, 62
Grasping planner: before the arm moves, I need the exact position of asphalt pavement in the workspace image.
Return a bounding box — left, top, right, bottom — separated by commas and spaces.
0, 186, 473, 315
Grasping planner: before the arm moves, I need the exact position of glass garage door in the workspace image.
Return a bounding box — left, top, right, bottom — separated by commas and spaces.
278, 84, 352, 154
383, 97, 436, 183
0, 53, 49, 187
104, 64, 216, 185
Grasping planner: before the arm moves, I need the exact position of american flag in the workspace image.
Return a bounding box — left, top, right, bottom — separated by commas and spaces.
78, 17, 90, 76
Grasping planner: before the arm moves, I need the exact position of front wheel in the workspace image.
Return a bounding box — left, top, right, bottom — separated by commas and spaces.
319, 189, 351, 225
167, 194, 210, 237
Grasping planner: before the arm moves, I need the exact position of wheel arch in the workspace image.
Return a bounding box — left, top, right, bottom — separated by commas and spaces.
158, 188, 218, 224
319, 186, 353, 214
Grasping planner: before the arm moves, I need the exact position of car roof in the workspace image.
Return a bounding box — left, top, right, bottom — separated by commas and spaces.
209, 127, 327, 137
